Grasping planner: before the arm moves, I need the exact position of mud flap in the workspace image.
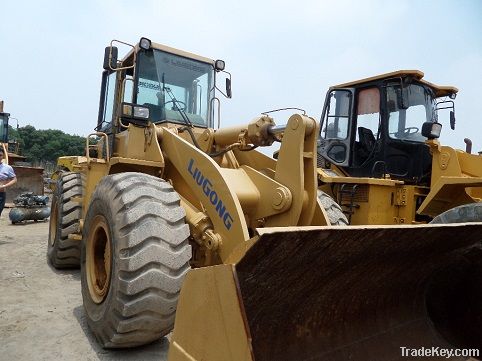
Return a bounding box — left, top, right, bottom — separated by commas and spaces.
169, 223, 482, 361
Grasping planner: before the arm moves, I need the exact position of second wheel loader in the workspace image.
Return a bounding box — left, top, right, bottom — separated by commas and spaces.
48, 40, 482, 360
317, 70, 482, 226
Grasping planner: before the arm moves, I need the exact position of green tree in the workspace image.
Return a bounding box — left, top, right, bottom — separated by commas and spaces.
11, 125, 86, 163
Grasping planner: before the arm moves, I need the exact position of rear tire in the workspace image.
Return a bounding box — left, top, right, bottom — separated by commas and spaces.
47, 172, 83, 268
81, 172, 191, 348
318, 190, 349, 225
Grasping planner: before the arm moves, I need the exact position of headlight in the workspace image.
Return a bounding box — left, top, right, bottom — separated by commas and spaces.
121, 103, 150, 126
133, 106, 149, 119
139, 37, 152, 50
215, 59, 225, 71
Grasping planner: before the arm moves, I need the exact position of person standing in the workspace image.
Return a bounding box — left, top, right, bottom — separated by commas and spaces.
0, 150, 17, 217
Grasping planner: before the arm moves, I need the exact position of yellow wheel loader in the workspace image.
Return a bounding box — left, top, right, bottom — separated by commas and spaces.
48, 155, 86, 192
317, 70, 482, 226
48, 41, 482, 360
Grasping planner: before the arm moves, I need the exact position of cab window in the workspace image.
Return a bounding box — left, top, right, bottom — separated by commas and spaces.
97, 71, 117, 132
356, 88, 380, 141
386, 83, 434, 142
322, 90, 351, 139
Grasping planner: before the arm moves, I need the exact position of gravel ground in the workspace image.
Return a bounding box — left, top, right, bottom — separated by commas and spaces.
0, 209, 169, 361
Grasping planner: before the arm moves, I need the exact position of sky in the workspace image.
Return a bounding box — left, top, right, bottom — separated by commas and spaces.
1, 0, 481, 152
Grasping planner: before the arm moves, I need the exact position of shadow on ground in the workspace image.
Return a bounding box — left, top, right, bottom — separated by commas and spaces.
45, 258, 81, 281
73, 306, 170, 361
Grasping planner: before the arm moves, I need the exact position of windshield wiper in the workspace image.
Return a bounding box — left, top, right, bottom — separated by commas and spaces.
152, 55, 193, 128
163, 85, 193, 128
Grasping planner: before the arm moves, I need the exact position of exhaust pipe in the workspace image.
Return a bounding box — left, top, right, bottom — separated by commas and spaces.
464, 138, 472, 154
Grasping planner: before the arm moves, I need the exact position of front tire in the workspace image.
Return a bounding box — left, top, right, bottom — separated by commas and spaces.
47, 172, 83, 268
318, 190, 349, 225
81, 172, 191, 348
430, 203, 482, 224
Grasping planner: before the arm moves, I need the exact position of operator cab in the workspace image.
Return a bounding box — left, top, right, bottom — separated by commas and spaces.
96, 37, 231, 134
318, 70, 458, 185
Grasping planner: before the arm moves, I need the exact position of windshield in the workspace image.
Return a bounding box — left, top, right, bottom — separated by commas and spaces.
386, 83, 436, 142
136, 49, 214, 127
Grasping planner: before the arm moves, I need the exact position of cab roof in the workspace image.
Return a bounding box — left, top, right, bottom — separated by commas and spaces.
331, 70, 458, 98
120, 38, 216, 66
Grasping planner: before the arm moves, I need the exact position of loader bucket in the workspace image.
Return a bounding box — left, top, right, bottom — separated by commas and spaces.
169, 224, 482, 361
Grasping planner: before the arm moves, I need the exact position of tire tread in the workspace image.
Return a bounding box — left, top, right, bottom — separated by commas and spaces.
82, 172, 191, 348
48, 172, 82, 268
318, 190, 349, 226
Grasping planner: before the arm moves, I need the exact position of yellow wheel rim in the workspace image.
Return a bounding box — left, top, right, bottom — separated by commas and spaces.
86, 215, 112, 304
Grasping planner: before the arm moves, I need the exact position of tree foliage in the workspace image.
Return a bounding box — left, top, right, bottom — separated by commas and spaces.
8, 125, 85, 162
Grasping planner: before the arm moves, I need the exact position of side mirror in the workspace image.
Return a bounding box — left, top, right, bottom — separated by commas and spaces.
450, 111, 456, 130
226, 78, 232, 98
103, 46, 118, 71
422, 121, 442, 139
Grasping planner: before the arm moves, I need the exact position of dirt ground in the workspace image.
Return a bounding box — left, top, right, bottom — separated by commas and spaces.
0, 209, 169, 361
2, 206, 480, 361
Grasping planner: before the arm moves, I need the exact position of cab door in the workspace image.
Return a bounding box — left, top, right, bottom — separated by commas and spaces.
318, 88, 354, 167
383, 85, 432, 184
